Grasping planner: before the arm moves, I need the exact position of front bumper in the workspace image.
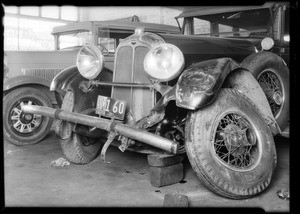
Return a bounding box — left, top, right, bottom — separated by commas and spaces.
21, 105, 178, 154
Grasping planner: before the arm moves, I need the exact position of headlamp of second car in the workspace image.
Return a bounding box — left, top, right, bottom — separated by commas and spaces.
76, 44, 104, 80
144, 43, 184, 82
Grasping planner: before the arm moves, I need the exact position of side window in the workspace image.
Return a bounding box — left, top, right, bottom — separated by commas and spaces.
219, 24, 234, 37
183, 18, 193, 35
194, 18, 210, 36
58, 31, 92, 49
283, 7, 289, 42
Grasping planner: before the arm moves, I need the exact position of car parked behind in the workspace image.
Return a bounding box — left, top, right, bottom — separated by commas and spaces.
3, 20, 180, 146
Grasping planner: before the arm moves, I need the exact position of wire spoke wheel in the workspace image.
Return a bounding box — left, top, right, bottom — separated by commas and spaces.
185, 89, 276, 199
257, 69, 284, 119
214, 113, 260, 171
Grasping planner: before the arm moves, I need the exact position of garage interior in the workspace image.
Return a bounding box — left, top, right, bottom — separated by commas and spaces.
3, 5, 290, 211
4, 125, 290, 210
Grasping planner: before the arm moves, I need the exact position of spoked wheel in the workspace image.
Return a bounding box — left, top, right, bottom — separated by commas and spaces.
257, 69, 285, 121
185, 88, 276, 199
242, 51, 289, 130
3, 87, 53, 145
214, 113, 260, 171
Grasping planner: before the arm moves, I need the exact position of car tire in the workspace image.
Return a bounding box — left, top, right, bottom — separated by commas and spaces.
185, 88, 276, 199
242, 51, 290, 131
59, 129, 102, 164
3, 87, 53, 146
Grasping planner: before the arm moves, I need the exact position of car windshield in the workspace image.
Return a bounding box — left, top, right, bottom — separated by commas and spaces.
183, 8, 271, 38
58, 31, 92, 49
97, 26, 133, 54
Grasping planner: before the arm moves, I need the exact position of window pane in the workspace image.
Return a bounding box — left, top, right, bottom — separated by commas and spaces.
4, 6, 18, 14
59, 31, 92, 49
61, 6, 78, 21
98, 37, 116, 53
284, 8, 289, 34
17, 18, 65, 50
20, 6, 39, 16
41, 6, 59, 19
194, 18, 210, 35
3, 16, 19, 50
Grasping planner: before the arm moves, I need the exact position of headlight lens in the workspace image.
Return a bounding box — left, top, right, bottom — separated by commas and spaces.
76, 45, 104, 80
261, 37, 274, 51
144, 43, 184, 82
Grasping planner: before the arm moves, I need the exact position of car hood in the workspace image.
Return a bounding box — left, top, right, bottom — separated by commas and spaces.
160, 34, 256, 56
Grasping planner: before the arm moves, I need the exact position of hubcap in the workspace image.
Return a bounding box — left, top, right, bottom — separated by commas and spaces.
273, 91, 283, 105
214, 113, 259, 171
10, 101, 42, 134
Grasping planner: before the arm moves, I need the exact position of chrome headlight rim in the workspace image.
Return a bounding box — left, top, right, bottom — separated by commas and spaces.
261, 37, 274, 51
143, 43, 185, 82
76, 44, 105, 80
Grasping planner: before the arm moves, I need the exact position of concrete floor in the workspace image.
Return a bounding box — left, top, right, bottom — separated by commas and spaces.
4, 126, 290, 211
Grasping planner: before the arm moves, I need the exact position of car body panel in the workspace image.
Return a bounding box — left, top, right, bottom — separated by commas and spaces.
161, 34, 256, 65
175, 58, 241, 110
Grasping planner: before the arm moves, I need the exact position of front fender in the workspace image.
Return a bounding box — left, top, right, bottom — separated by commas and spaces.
175, 58, 241, 110
3, 75, 51, 92
50, 65, 79, 93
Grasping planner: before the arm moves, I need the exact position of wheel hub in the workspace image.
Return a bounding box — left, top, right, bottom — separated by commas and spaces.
273, 91, 283, 105
221, 124, 256, 157
21, 113, 33, 124
10, 101, 42, 134
222, 124, 245, 157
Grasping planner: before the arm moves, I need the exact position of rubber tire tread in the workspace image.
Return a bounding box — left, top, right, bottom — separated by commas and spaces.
59, 132, 102, 164
3, 87, 53, 145
242, 51, 290, 130
185, 88, 277, 199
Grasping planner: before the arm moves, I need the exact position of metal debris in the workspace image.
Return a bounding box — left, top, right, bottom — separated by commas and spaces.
50, 157, 71, 167
179, 179, 187, 184
277, 188, 290, 200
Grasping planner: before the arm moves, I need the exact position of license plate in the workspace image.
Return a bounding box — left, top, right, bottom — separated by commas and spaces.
96, 95, 126, 120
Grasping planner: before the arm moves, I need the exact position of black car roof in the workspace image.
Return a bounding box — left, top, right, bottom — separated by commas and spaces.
176, 2, 278, 18
51, 21, 180, 35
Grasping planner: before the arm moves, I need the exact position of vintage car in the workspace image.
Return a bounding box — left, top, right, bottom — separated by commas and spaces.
22, 3, 289, 199
3, 20, 180, 146
175, 2, 290, 134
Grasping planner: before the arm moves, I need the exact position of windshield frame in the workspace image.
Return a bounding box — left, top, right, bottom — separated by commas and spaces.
55, 30, 93, 50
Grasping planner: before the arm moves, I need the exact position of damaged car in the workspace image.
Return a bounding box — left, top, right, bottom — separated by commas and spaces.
3, 20, 180, 146
21, 2, 289, 199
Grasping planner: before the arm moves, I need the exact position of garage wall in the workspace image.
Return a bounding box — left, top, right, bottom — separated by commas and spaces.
79, 6, 182, 26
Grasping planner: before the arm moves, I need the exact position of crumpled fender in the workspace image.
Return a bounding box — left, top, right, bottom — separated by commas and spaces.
175, 58, 240, 110
50, 65, 79, 93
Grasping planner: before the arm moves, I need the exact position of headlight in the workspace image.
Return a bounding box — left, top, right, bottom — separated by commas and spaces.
144, 43, 184, 82
261, 37, 274, 51
76, 45, 104, 80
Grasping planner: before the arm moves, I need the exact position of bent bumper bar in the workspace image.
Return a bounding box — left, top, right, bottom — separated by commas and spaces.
21, 105, 178, 154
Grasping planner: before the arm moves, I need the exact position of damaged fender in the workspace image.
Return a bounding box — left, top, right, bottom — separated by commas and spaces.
175, 58, 241, 110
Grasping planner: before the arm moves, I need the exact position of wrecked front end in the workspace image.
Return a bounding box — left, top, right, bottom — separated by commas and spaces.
22, 28, 279, 157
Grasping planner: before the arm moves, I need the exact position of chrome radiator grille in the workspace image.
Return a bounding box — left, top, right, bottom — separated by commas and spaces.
112, 44, 154, 121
